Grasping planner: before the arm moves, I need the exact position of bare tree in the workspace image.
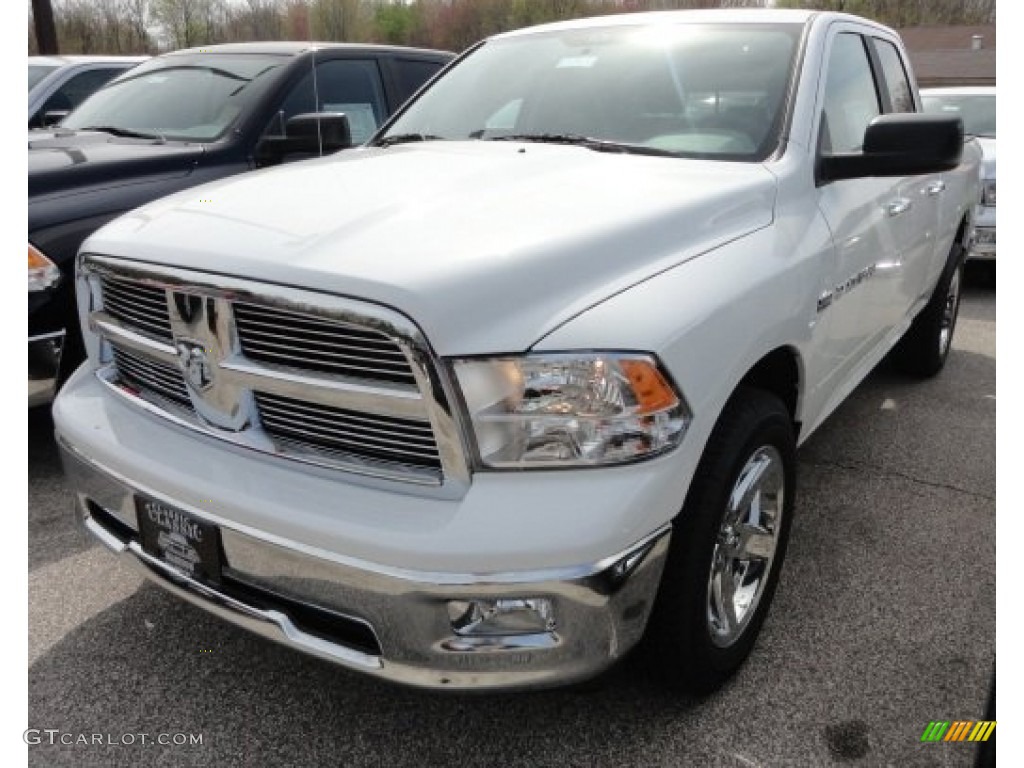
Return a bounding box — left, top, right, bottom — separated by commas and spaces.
124, 0, 152, 52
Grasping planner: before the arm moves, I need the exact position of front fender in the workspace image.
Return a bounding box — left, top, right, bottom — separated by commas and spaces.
532, 222, 828, 533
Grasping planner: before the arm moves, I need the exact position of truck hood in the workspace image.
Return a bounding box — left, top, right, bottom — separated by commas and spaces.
85, 142, 776, 355
28, 131, 203, 199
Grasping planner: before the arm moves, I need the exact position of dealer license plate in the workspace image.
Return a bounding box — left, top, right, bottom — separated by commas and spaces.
135, 495, 222, 583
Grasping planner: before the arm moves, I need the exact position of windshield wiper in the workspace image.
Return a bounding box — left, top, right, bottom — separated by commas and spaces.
375, 133, 444, 147
488, 133, 678, 158
78, 125, 165, 141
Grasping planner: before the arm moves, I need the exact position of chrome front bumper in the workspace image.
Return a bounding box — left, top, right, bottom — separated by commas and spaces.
28, 331, 65, 408
59, 436, 671, 691
968, 226, 995, 261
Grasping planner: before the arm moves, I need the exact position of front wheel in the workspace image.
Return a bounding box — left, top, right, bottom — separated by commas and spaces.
644, 387, 796, 695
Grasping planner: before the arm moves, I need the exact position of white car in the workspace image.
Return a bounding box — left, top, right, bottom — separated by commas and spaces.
922, 86, 996, 260
55, 10, 980, 694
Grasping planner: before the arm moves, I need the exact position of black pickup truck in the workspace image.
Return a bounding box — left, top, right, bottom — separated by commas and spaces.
28, 41, 453, 407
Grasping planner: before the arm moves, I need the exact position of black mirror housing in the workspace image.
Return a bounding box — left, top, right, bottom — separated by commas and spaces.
285, 112, 353, 153
255, 112, 353, 167
818, 113, 964, 184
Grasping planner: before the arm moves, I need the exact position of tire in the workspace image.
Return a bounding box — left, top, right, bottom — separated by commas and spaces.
891, 243, 964, 377
644, 386, 796, 695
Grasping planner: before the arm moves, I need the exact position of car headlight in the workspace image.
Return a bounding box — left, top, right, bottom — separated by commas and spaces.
982, 179, 996, 207
29, 244, 60, 293
452, 353, 690, 469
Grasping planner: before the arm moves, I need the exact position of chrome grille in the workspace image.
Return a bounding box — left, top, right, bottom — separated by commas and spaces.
100, 276, 173, 343
111, 344, 192, 410
255, 392, 442, 471
233, 303, 416, 386
83, 255, 469, 491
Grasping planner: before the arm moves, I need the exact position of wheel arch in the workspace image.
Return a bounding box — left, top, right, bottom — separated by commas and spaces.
734, 345, 804, 435
955, 213, 972, 252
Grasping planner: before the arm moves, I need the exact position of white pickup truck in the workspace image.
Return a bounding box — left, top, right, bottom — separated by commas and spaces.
55, 9, 980, 694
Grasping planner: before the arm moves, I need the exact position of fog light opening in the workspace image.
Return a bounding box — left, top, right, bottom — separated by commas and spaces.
448, 598, 555, 637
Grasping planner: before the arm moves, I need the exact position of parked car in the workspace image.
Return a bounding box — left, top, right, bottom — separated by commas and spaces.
29, 55, 147, 129
56, 10, 979, 693
922, 87, 995, 261
28, 42, 453, 408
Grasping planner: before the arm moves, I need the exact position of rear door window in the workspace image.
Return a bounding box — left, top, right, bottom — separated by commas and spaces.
391, 58, 445, 105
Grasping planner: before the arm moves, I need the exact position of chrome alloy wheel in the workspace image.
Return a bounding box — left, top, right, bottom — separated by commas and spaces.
706, 445, 785, 648
939, 267, 962, 357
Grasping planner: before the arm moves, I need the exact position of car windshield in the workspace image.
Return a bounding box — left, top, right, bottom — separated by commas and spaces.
922, 93, 996, 138
61, 54, 289, 141
29, 65, 58, 92
378, 23, 801, 161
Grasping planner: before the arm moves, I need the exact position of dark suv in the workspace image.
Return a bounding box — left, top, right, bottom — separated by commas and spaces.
28, 42, 453, 407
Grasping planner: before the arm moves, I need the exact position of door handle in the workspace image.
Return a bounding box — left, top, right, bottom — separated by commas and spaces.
924, 180, 947, 196
885, 198, 913, 217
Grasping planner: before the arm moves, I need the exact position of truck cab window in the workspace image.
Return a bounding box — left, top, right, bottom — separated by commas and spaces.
266, 59, 386, 145
820, 33, 881, 153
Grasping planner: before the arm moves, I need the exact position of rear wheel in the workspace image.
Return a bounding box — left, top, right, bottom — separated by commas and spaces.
892, 243, 964, 377
644, 387, 796, 695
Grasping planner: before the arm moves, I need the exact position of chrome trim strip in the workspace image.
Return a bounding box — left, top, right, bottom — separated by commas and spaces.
84, 515, 129, 553
80, 253, 471, 493
91, 312, 179, 366
219, 358, 428, 419
127, 541, 384, 670
28, 330, 68, 343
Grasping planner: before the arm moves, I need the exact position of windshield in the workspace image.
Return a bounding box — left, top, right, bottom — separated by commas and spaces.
29, 65, 58, 92
922, 93, 996, 138
379, 23, 801, 161
61, 54, 289, 141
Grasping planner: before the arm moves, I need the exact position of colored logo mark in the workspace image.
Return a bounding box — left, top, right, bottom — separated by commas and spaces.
921, 721, 996, 742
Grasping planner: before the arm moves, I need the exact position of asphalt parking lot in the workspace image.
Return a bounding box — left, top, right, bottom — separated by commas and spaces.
27, 270, 995, 768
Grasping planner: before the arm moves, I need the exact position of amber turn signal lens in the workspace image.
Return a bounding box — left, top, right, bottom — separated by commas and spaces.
28, 244, 61, 292
620, 359, 679, 414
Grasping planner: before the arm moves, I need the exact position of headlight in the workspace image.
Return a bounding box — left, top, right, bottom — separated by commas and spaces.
28, 244, 60, 293
452, 353, 690, 469
982, 180, 996, 207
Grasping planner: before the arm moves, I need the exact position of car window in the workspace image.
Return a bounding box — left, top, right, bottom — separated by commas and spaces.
61, 54, 288, 141
265, 58, 387, 145
392, 58, 445, 104
873, 39, 915, 113
819, 33, 881, 154
32, 68, 123, 127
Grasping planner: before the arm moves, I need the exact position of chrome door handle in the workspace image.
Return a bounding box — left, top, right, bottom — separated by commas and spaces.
924, 180, 947, 196
885, 198, 913, 217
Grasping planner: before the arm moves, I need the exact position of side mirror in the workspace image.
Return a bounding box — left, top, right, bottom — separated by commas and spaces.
286, 112, 352, 153
255, 112, 352, 167
818, 113, 963, 184
42, 110, 70, 128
